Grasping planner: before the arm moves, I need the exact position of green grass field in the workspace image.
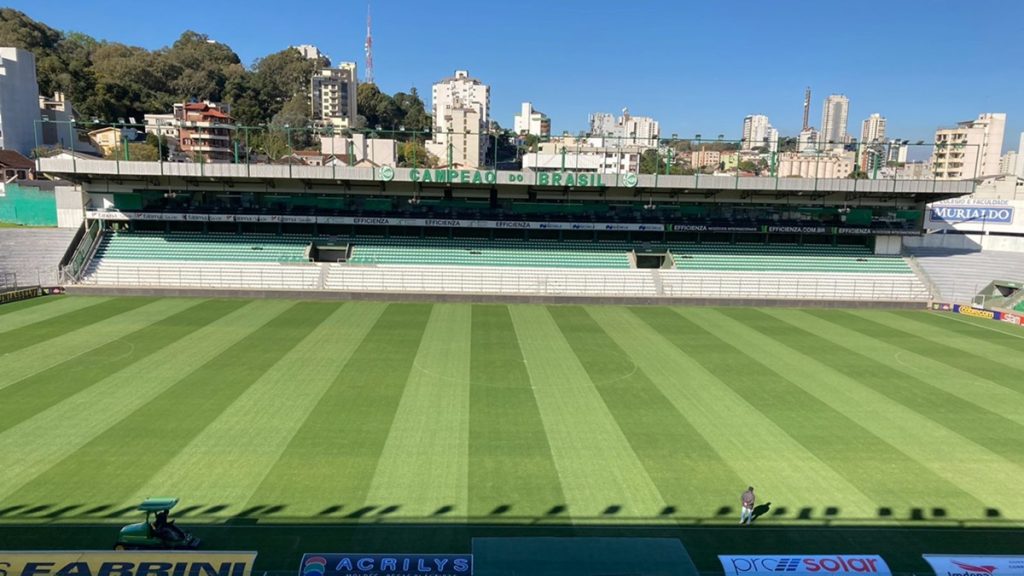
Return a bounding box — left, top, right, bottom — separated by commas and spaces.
1, 296, 1023, 571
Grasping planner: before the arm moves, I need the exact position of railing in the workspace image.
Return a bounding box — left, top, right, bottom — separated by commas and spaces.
59, 219, 102, 284
35, 157, 978, 196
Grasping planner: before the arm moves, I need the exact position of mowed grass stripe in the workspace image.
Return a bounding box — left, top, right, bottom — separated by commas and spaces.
765, 309, 1024, 428
855, 310, 1024, 375
0, 296, 109, 331
0, 295, 56, 316
510, 305, 666, 520
0, 298, 200, 391
737, 308, 1024, 471
913, 310, 1024, 344
468, 305, 566, 520
0, 297, 153, 354
6, 301, 328, 510
0, 299, 245, 435
364, 304, 472, 519
824, 311, 1024, 396
136, 302, 386, 515
246, 304, 432, 518
551, 306, 740, 519
689, 308, 1022, 518
0, 299, 293, 503
602, 306, 877, 520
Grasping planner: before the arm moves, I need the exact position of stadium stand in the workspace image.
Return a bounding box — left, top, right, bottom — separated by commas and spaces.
82, 260, 321, 290
672, 244, 911, 274
76, 231, 929, 301
93, 231, 310, 262
349, 237, 632, 268
905, 247, 1024, 303
0, 228, 78, 287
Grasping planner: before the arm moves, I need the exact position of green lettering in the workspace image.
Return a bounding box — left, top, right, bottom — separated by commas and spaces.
422, 169, 433, 182
409, 168, 420, 182
460, 170, 470, 183
472, 171, 483, 184
538, 172, 550, 186
552, 173, 563, 186
448, 170, 459, 182
578, 174, 589, 187
595, 173, 604, 186
485, 171, 497, 184
565, 173, 576, 186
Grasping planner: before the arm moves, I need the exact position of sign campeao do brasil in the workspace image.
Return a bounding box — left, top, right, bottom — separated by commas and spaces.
393, 168, 619, 188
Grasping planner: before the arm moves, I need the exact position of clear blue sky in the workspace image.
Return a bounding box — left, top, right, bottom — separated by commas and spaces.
10, 0, 1024, 151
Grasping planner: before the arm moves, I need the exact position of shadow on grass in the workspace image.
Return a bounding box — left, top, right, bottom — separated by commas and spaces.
0, 519, 1022, 575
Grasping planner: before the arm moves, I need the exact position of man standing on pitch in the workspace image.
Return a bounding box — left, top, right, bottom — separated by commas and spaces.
740, 486, 755, 525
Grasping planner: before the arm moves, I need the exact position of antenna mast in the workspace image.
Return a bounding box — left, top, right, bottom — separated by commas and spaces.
364, 3, 374, 84
802, 86, 811, 131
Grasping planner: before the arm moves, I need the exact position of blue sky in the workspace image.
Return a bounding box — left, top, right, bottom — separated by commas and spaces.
11, 0, 1024, 151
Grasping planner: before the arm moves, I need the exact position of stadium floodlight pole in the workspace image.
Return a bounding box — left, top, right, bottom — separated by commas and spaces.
694, 134, 701, 189
69, 118, 77, 173
447, 128, 453, 169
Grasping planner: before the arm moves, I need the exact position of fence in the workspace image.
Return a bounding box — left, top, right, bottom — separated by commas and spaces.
32, 119, 985, 187
76, 260, 932, 302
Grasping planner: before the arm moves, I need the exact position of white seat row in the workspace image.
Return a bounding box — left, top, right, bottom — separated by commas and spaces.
78, 260, 930, 301
81, 260, 321, 290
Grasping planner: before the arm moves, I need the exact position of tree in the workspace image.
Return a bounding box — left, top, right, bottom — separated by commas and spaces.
164, 31, 242, 103
105, 142, 160, 161
392, 87, 430, 134
398, 140, 437, 167
357, 83, 401, 131
848, 168, 869, 179
269, 94, 314, 150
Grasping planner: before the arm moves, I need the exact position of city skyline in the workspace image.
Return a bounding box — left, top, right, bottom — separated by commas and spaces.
6, 0, 1024, 150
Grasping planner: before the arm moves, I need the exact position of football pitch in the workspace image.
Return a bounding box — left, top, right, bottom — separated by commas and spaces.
1, 296, 1023, 571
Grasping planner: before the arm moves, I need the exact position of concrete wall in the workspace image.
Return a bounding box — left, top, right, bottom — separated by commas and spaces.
55, 185, 86, 228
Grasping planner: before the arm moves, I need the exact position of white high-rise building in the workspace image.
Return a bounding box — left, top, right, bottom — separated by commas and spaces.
741, 114, 778, 152
1000, 151, 1018, 175
0, 48, 41, 155
427, 70, 490, 167
820, 94, 849, 148
931, 113, 1005, 179
860, 113, 886, 144
885, 139, 908, 164
311, 64, 357, 128
293, 44, 329, 65
798, 127, 819, 152
587, 109, 659, 148
513, 102, 550, 137
1015, 131, 1024, 178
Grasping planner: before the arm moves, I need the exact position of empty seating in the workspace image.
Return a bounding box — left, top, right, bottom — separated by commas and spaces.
93, 231, 311, 263
906, 247, 1024, 303
348, 237, 632, 268
82, 260, 321, 290
672, 244, 911, 274
0, 228, 78, 287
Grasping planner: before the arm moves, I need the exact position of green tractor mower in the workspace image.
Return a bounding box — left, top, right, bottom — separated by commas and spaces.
114, 498, 200, 550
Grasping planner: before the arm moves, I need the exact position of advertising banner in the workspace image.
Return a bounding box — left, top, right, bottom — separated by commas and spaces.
923, 555, 1024, 576
300, 553, 472, 576
931, 304, 1023, 328
929, 205, 1014, 225
0, 551, 257, 576
719, 555, 891, 576
924, 198, 1024, 233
